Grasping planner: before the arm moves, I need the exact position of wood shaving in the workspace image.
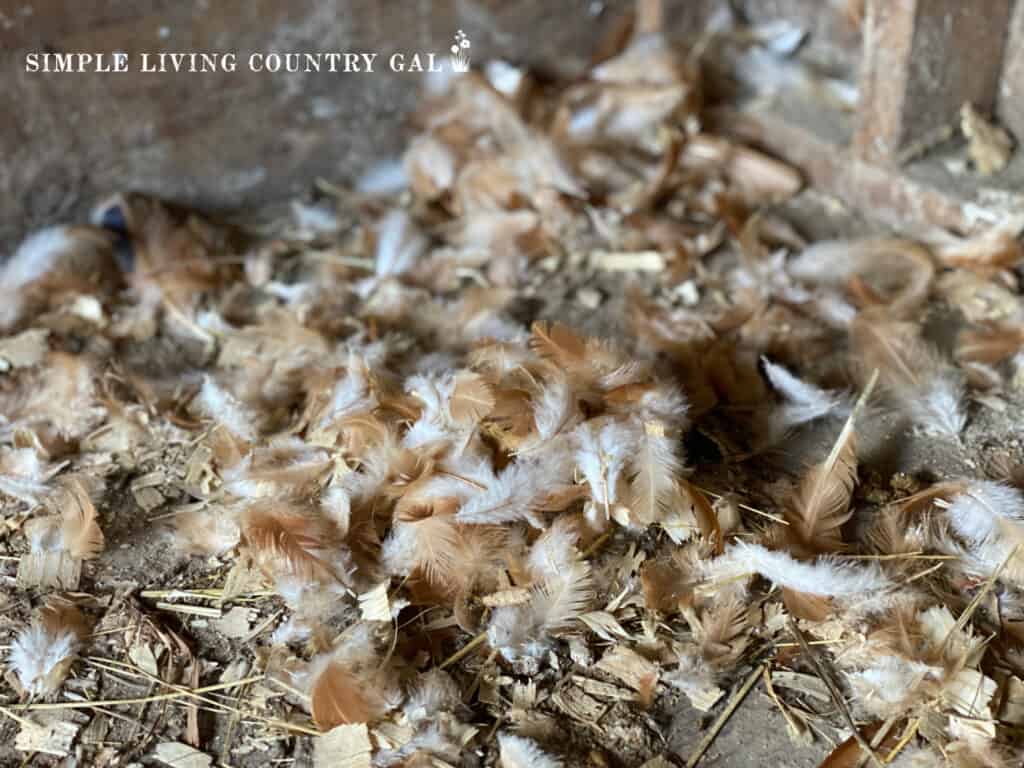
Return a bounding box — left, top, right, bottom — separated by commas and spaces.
14, 718, 80, 757
315, 723, 372, 768
153, 742, 213, 768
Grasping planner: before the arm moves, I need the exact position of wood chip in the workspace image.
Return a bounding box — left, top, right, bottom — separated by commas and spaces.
480, 586, 531, 607
15, 718, 80, 757
371, 721, 414, 751
769, 670, 832, 702
0, 328, 50, 371
213, 606, 255, 638
572, 675, 633, 701
579, 611, 631, 641
576, 287, 603, 309
16, 551, 81, 590
153, 742, 213, 768
596, 646, 660, 692
315, 723, 372, 768
132, 485, 165, 512
591, 249, 666, 272
155, 602, 223, 618
1000, 676, 1024, 726
128, 642, 161, 677
550, 686, 607, 725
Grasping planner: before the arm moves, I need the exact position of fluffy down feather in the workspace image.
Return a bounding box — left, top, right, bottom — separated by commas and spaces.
498, 733, 563, 768
945, 480, 1024, 583
194, 376, 259, 441
573, 419, 641, 511
706, 542, 891, 597
9, 602, 87, 696
761, 357, 843, 439
487, 561, 594, 660
850, 316, 965, 438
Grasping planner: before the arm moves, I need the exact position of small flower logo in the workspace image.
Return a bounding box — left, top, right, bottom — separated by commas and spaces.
449, 29, 471, 73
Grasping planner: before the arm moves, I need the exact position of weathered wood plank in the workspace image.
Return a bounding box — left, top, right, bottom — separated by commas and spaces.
0, 0, 724, 249
855, 0, 1011, 164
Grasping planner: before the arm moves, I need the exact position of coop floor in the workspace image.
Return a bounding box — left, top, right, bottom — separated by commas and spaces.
4, 183, 1020, 768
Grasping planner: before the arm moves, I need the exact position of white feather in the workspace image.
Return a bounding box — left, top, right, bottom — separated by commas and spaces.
487, 561, 593, 660
498, 733, 563, 768
912, 378, 967, 438
706, 542, 891, 597
403, 669, 462, 723
9, 618, 81, 695
375, 209, 426, 278
194, 376, 258, 440
762, 357, 843, 432
0, 227, 77, 329
573, 419, 640, 507
527, 373, 576, 445
636, 382, 689, 427
946, 481, 1024, 576
527, 517, 581, 581
456, 451, 571, 527
319, 356, 377, 428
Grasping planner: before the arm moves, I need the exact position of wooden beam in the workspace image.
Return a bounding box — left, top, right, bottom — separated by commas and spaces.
855, 0, 1012, 164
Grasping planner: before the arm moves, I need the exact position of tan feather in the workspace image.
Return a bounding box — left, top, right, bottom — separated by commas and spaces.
781, 588, 832, 621
698, 594, 750, 662
850, 314, 964, 437
784, 371, 876, 555
529, 321, 588, 369
955, 321, 1024, 365
58, 478, 104, 559
679, 477, 723, 554
310, 661, 374, 730
449, 371, 496, 423
241, 503, 344, 585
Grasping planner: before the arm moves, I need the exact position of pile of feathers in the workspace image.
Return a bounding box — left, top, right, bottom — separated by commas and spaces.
3, 1, 1024, 766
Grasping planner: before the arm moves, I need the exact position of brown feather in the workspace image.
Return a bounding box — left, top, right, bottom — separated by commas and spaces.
529, 321, 588, 369
449, 371, 496, 423
241, 503, 344, 585
310, 661, 374, 730
782, 588, 832, 621
784, 372, 876, 555
955, 322, 1024, 365
58, 478, 104, 559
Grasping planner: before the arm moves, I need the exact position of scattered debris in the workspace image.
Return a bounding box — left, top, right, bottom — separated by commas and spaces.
961, 102, 1014, 176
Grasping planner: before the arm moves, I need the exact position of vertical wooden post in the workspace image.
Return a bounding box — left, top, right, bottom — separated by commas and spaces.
855, 0, 1012, 165
997, 0, 1024, 141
